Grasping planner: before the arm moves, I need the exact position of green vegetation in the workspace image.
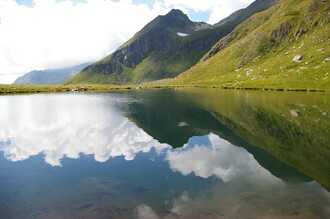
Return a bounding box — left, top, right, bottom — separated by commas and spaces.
8, 0, 330, 91
0, 84, 132, 94
69, 10, 218, 85
69, 1, 276, 85
169, 0, 330, 90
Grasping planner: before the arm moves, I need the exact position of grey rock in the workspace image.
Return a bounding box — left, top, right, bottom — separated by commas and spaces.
290, 109, 300, 117
321, 112, 328, 116
292, 55, 303, 62
325, 57, 330, 62
294, 28, 308, 39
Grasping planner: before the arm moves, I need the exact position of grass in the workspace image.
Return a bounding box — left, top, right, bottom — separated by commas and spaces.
168, 0, 330, 91
0, 84, 133, 94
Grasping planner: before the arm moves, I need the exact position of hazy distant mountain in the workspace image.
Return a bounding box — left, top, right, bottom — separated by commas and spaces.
68, 0, 277, 85
14, 62, 90, 84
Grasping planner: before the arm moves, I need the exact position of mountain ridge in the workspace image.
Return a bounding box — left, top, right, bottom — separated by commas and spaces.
67, 0, 278, 85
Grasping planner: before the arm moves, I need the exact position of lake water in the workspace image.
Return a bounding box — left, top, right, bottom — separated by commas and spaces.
0, 88, 329, 219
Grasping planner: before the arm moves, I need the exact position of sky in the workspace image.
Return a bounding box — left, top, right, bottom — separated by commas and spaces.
0, 0, 255, 84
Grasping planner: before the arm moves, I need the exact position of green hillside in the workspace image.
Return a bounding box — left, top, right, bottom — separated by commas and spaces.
67, 0, 277, 85
172, 0, 330, 90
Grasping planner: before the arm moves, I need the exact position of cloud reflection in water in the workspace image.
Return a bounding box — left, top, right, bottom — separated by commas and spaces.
0, 94, 169, 166
166, 133, 280, 183
0, 93, 279, 186
1, 93, 328, 219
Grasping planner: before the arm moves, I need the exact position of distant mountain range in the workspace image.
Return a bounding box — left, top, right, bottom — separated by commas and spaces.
67, 0, 277, 85
13, 63, 90, 85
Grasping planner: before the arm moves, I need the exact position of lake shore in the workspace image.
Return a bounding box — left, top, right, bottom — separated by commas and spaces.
0, 83, 329, 94
0, 84, 133, 94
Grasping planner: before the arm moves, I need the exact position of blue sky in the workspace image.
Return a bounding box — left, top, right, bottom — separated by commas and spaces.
0, 0, 254, 83
16, 0, 88, 7
15, 0, 211, 21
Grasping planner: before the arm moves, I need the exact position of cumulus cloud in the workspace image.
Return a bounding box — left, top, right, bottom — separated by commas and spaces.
0, 93, 169, 166
0, 0, 167, 83
159, 0, 255, 24
0, 0, 255, 83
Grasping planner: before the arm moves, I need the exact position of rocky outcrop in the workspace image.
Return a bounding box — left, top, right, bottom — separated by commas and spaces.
271, 20, 294, 42
73, 9, 213, 84
201, 32, 237, 62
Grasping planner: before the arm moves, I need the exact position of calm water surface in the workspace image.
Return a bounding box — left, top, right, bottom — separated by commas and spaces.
0, 88, 329, 219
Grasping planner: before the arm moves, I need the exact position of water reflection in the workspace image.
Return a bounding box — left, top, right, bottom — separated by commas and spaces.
166, 133, 280, 184
0, 93, 294, 187
137, 181, 330, 219
0, 91, 329, 218
0, 93, 168, 166
0, 93, 279, 186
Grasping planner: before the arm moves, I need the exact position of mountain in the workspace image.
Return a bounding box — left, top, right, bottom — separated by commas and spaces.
123, 89, 324, 188
214, 0, 278, 28
68, 0, 277, 85
173, 0, 330, 90
14, 63, 90, 85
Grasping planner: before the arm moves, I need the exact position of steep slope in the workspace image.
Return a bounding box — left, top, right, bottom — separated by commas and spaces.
214, 0, 278, 29
174, 0, 330, 90
68, 0, 277, 85
14, 63, 90, 85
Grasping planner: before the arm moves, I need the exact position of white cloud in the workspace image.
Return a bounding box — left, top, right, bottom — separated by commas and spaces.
0, 0, 255, 84
0, 0, 167, 84
208, 0, 255, 24
159, 0, 255, 24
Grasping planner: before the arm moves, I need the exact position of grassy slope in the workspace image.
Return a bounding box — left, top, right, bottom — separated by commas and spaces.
171, 0, 330, 90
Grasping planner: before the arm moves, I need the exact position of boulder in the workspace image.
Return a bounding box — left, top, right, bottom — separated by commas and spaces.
292, 54, 303, 62
290, 109, 300, 117
325, 57, 330, 62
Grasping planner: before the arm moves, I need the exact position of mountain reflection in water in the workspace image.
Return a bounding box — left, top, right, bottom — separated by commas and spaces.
0, 89, 329, 218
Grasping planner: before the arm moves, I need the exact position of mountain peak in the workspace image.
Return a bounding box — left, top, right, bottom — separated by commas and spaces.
166, 9, 186, 17
158, 8, 194, 32
68, 0, 278, 85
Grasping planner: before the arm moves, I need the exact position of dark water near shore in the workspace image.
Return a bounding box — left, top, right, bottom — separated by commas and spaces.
0, 89, 329, 218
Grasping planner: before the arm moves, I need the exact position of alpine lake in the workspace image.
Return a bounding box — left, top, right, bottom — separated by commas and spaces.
0, 88, 329, 219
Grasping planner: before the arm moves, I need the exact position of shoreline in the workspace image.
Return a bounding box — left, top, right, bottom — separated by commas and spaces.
0, 84, 329, 94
